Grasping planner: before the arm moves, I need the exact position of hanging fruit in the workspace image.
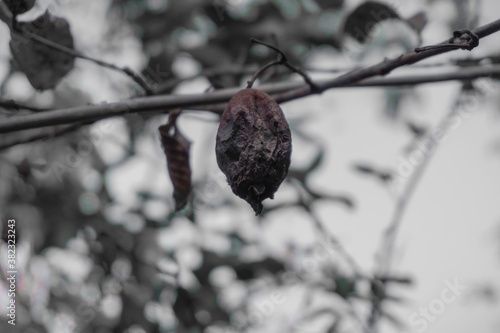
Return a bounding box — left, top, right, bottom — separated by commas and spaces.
216, 88, 292, 215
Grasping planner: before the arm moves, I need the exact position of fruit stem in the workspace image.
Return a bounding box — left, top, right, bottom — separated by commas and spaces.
246, 38, 319, 92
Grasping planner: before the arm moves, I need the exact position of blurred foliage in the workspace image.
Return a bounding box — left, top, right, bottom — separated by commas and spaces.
1, 0, 497, 332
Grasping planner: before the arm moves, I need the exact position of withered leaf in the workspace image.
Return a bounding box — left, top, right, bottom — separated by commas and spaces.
10, 11, 75, 90
159, 110, 191, 211
216, 88, 292, 215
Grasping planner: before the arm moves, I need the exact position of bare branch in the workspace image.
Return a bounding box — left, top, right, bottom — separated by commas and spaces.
415, 29, 480, 52
0, 122, 87, 151
274, 19, 500, 104
0, 19, 500, 135
1, 63, 500, 135
247, 38, 318, 91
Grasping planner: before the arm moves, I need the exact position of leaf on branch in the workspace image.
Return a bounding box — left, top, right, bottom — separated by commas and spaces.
158, 110, 192, 211
10, 11, 75, 90
343, 1, 400, 43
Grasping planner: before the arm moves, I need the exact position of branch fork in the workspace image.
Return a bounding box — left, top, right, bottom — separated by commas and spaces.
246, 38, 320, 93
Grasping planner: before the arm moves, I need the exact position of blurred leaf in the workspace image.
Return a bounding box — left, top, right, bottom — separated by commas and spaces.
159, 110, 192, 211
352, 162, 393, 183
333, 276, 356, 299
406, 121, 427, 138
173, 287, 200, 329
405, 11, 428, 34
384, 87, 405, 118
371, 278, 386, 302
4, 0, 35, 15
235, 257, 285, 280
195, 250, 285, 283
314, 0, 344, 10
343, 1, 399, 43
10, 11, 75, 90
376, 275, 412, 285
353, 163, 376, 175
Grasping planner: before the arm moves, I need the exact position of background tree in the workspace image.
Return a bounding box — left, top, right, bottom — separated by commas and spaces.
1, 0, 500, 332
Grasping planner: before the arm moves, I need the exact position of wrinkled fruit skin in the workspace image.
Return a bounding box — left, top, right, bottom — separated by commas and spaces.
216, 88, 292, 215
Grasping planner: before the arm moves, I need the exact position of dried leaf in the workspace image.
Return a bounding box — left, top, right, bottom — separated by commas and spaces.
216, 88, 292, 215
159, 110, 192, 211
10, 11, 75, 90
343, 1, 399, 43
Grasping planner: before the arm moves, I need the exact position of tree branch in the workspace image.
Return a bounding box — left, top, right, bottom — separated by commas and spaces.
274, 19, 500, 104
0, 122, 86, 150
153, 55, 492, 94
0, 18, 499, 134
2, 63, 499, 135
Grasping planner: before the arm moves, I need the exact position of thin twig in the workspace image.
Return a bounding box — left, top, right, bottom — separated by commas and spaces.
274, 19, 500, 105
379, 103, 461, 271
368, 97, 465, 331
0, 122, 88, 151
307, 211, 369, 333
247, 38, 318, 91
152, 55, 500, 94
246, 59, 283, 89
153, 64, 259, 94
308, 210, 365, 279
415, 29, 480, 52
